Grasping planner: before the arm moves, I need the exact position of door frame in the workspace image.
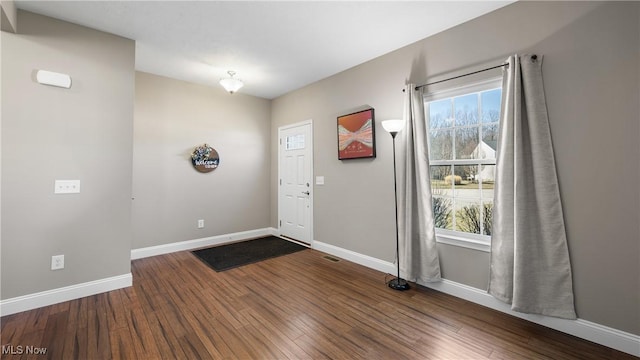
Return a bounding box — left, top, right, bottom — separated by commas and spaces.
277, 119, 314, 247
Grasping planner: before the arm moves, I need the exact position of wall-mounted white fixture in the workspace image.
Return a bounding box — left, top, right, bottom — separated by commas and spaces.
36, 70, 72, 89
219, 70, 244, 94
54, 180, 80, 194
51, 255, 65, 270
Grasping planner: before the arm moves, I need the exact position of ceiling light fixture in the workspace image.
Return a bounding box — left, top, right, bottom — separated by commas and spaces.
219, 70, 244, 94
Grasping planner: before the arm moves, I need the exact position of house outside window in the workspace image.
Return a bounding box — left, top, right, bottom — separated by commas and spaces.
424, 78, 502, 251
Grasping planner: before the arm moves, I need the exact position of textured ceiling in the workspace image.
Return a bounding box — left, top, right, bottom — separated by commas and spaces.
16, 1, 513, 99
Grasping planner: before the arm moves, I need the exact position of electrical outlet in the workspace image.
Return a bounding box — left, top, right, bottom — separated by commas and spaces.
51, 255, 64, 270
54, 180, 80, 194
197, 219, 204, 229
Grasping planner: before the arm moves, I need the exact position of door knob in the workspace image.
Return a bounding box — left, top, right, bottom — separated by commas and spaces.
302, 191, 310, 195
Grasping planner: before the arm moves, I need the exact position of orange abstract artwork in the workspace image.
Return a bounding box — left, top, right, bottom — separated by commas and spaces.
337, 108, 376, 160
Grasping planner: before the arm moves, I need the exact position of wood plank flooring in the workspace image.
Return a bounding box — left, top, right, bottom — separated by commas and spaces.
1, 247, 636, 359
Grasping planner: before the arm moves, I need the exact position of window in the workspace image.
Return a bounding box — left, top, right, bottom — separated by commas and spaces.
425, 79, 501, 250
285, 134, 305, 150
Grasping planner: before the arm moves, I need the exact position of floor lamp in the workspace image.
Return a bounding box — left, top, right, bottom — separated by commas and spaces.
381, 119, 410, 291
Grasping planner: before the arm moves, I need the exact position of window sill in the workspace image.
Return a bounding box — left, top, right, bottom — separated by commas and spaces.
435, 233, 491, 253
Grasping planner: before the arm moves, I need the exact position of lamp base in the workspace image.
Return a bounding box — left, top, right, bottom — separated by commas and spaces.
388, 278, 411, 291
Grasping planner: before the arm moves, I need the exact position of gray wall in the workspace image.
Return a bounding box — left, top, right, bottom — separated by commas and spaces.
0, 1, 17, 32
271, 1, 640, 335
132, 72, 271, 249
1, 11, 135, 298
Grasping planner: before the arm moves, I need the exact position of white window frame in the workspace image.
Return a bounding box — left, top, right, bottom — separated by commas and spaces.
424, 77, 502, 253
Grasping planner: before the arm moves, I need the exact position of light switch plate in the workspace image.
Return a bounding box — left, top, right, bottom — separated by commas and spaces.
51, 255, 64, 270
316, 176, 325, 185
54, 180, 80, 194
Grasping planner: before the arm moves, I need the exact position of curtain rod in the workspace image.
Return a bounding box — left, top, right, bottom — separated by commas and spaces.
402, 55, 537, 93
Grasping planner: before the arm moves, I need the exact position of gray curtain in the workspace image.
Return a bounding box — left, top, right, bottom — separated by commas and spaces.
488, 55, 577, 319
396, 84, 441, 283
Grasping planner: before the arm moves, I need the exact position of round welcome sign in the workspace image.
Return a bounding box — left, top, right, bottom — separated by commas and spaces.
191, 143, 219, 173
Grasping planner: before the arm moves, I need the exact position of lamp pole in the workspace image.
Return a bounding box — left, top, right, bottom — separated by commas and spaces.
386, 125, 410, 291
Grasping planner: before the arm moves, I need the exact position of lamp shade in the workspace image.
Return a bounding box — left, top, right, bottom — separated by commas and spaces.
219, 71, 244, 94
381, 119, 405, 133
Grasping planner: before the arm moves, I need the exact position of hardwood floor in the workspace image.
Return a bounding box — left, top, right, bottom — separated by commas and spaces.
1, 247, 636, 359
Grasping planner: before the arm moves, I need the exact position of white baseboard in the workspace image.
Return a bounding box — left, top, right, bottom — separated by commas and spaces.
0, 273, 132, 317
1, 228, 279, 317
423, 279, 640, 357
313, 241, 396, 274
131, 227, 275, 260
313, 241, 640, 357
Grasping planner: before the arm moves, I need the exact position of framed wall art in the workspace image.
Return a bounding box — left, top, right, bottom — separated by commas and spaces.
191, 143, 220, 173
337, 108, 376, 160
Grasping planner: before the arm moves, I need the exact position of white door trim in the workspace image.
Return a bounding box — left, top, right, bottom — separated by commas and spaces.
278, 119, 314, 247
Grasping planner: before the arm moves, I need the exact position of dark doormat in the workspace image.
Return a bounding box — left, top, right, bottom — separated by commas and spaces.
192, 236, 307, 272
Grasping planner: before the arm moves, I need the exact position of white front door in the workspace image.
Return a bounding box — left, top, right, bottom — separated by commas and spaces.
278, 121, 313, 245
